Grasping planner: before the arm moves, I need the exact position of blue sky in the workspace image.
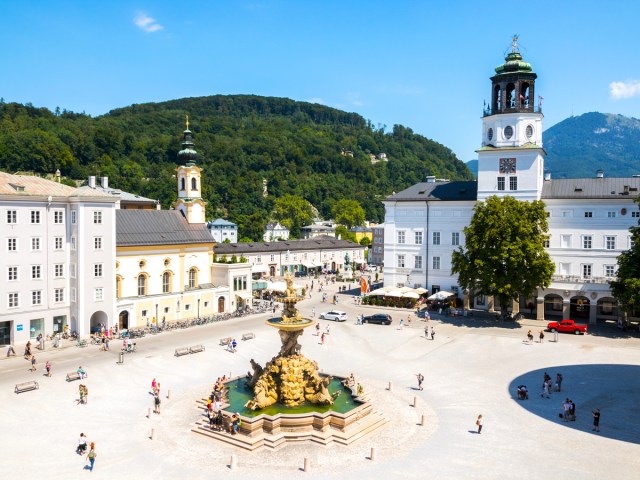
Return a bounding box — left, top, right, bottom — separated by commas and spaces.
1, 0, 639, 162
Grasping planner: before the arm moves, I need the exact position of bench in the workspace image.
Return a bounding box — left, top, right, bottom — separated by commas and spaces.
219, 337, 232, 346
175, 347, 191, 357
66, 371, 88, 382
189, 345, 205, 354
241, 332, 255, 341
15, 381, 39, 394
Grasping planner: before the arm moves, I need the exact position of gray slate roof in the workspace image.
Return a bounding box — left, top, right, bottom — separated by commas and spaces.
541, 178, 640, 199
385, 181, 478, 202
214, 237, 361, 255
91, 185, 158, 204
116, 210, 213, 247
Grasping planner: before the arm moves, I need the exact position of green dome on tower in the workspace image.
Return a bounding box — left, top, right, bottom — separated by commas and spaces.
494, 35, 534, 75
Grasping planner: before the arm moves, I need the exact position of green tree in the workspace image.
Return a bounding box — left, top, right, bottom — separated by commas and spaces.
359, 236, 371, 247
335, 225, 356, 243
332, 199, 365, 228
272, 194, 314, 238
451, 196, 554, 316
610, 201, 640, 316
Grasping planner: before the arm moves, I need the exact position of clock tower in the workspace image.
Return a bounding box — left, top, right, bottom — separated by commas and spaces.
175, 116, 206, 224
477, 36, 545, 202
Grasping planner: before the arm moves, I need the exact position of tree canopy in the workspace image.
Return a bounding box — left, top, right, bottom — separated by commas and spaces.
271, 194, 314, 238
451, 196, 555, 315
332, 199, 365, 228
610, 201, 640, 316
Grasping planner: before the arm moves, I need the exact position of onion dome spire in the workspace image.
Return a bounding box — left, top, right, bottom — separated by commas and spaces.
178, 114, 198, 166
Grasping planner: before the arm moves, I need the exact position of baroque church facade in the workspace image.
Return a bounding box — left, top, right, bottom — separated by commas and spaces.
383, 39, 640, 325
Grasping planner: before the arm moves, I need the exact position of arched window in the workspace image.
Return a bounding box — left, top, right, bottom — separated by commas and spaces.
493, 85, 501, 112
188, 268, 198, 289
521, 83, 530, 108
180, 178, 186, 191
191, 177, 198, 191
137, 274, 147, 296
162, 272, 171, 293
116, 276, 122, 299
506, 83, 516, 108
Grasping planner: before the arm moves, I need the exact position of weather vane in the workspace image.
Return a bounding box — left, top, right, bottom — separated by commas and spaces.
186, 114, 189, 130
511, 34, 519, 52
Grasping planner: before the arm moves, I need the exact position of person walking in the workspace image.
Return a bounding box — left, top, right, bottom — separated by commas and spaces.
76, 433, 88, 455
6, 345, 16, 357
424, 325, 429, 339
562, 399, 570, 422
315, 322, 320, 336
476, 414, 483, 434
312, 307, 315, 318
556, 373, 563, 392
592, 408, 600, 432
45, 360, 52, 377
399, 319, 404, 330
431, 327, 436, 341
416, 373, 424, 391
83, 385, 89, 404
154, 393, 161, 414
85, 443, 97, 471
320, 332, 325, 345
539, 330, 545, 343
30, 355, 37, 372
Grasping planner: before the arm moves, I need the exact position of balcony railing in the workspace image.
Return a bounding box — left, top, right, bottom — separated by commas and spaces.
482, 105, 542, 117
551, 275, 613, 285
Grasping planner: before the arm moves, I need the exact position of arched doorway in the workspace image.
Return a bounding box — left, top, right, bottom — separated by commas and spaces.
269, 266, 276, 277
119, 310, 129, 330
597, 297, 618, 323
89, 310, 109, 335
570, 296, 590, 320
217, 296, 226, 313
544, 294, 564, 318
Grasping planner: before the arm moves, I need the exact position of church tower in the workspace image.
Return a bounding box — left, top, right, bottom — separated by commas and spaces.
175, 116, 206, 223
477, 36, 545, 202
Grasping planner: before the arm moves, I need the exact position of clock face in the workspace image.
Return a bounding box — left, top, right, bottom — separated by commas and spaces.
499, 158, 517, 174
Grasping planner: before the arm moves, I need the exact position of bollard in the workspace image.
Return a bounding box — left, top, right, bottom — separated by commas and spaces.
147, 407, 151, 418
118, 351, 124, 364
554, 331, 559, 343
387, 381, 392, 391
370, 447, 376, 461
412, 396, 417, 407
420, 414, 425, 426
167, 389, 171, 399
303, 457, 310, 472
230, 454, 237, 470
150, 428, 155, 440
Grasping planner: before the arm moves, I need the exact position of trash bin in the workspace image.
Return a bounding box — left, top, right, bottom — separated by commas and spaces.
119, 351, 124, 364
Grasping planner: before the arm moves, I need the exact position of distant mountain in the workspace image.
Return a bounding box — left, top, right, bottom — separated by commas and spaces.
544, 112, 640, 178
466, 159, 478, 177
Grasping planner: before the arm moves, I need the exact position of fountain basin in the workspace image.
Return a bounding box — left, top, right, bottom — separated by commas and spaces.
265, 317, 314, 331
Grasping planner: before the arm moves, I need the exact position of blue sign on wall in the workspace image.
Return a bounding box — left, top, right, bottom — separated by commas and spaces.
17, 324, 23, 331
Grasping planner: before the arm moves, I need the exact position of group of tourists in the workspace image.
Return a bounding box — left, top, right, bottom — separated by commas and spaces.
75, 434, 97, 471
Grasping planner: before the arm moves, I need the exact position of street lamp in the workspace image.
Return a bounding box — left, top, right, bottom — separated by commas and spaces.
198, 298, 201, 318
155, 303, 158, 331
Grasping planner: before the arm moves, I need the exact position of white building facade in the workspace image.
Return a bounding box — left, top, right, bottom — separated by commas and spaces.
383, 40, 639, 324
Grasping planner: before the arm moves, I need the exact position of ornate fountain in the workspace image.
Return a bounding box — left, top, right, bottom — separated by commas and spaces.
245, 273, 335, 409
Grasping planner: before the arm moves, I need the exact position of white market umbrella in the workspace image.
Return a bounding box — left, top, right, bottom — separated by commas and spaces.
427, 291, 455, 301
414, 287, 429, 294
386, 290, 404, 297
368, 289, 387, 296
402, 292, 420, 299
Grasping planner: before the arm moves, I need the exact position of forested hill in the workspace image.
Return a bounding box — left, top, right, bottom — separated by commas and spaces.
0, 95, 473, 238
544, 112, 640, 178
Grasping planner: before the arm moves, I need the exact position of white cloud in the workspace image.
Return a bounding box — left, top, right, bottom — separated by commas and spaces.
609, 80, 640, 100
134, 12, 164, 33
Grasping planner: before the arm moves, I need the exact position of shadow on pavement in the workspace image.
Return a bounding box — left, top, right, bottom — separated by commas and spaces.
509, 364, 640, 444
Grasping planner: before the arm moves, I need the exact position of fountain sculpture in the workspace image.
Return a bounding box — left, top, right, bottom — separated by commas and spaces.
245, 273, 336, 409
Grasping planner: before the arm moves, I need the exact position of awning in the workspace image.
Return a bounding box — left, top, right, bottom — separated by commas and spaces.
302, 261, 320, 269
236, 292, 253, 301
251, 264, 269, 273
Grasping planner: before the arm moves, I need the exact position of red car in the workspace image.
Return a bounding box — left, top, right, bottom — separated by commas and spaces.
546, 319, 587, 335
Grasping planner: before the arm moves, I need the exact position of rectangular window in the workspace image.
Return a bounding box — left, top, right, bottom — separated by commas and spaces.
94, 237, 102, 250
7, 210, 17, 224
270, 254, 275, 262
8, 238, 17, 251
32, 290, 42, 305
54, 288, 64, 303
71, 237, 76, 250
559, 263, 571, 275
497, 177, 505, 191
54, 237, 63, 250
54, 211, 64, 224
71, 210, 77, 224
71, 288, 76, 302
607, 211, 616, 218
93, 211, 102, 224
562, 210, 573, 218
509, 176, 518, 191
31, 210, 40, 224
475, 295, 486, 306
163, 307, 170, 314
94, 264, 103, 278
185, 304, 191, 311
32, 265, 41, 279
605, 236, 616, 250
257, 255, 262, 263
561, 235, 571, 248
633, 211, 640, 218
543, 238, 550, 248
54, 264, 64, 278
584, 211, 593, 218
414, 255, 423, 269
70, 264, 76, 278
432, 256, 441, 269
8, 266, 18, 281
8, 292, 19, 308
432, 232, 440, 245
94, 288, 103, 301
451, 232, 460, 246
415, 231, 423, 245
582, 236, 592, 249
604, 265, 616, 277
582, 264, 592, 279
31, 237, 41, 251
397, 231, 405, 244
397, 255, 405, 268
233, 276, 248, 291
141, 310, 148, 318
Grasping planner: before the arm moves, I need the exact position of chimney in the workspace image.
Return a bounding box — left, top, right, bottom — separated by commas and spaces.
425, 175, 436, 183
100, 176, 109, 189
544, 172, 551, 181
596, 169, 604, 178
88, 176, 96, 188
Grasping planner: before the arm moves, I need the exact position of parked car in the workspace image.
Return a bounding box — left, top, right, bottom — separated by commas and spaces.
362, 313, 392, 325
546, 319, 587, 335
319, 310, 347, 322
